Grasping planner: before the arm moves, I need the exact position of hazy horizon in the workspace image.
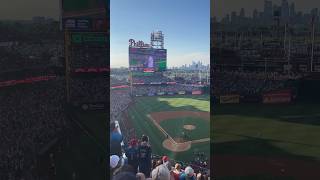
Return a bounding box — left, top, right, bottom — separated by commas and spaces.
0, 0, 60, 20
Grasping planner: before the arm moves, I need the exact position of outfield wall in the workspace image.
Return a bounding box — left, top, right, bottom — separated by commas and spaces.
135, 90, 205, 97
217, 89, 293, 104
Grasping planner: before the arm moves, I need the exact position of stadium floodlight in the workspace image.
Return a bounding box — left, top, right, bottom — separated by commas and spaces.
151, 30, 164, 49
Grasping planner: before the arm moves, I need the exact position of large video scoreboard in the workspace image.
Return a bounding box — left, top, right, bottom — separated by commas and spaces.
129, 47, 167, 73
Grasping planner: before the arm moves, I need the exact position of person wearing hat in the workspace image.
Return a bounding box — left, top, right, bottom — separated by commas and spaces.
162, 156, 171, 171
110, 155, 121, 177
179, 166, 196, 180
151, 162, 170, 180
110, 154, 127, 177
125, 138, 139, 173
138, 135, 152, 177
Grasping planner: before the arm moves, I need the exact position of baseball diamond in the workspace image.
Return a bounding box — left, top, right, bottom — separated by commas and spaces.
127, 95, 210, 162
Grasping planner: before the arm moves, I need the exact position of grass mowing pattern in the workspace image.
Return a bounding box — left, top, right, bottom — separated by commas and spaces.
213, 103, 320, 160
128, 95, 210, 162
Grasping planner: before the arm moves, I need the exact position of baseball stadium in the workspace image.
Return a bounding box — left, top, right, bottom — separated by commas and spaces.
110, 31, 211, 179
211, 7, 320, 179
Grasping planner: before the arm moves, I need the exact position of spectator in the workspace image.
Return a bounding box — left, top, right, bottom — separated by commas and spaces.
112, 171, 137, 180
136, 172, 146, 180
179, 166, 196, 180
172, 163, 182, 180
138, 135, 152, 178
125, 138, 139, 173
110, 155, 121, 176
110, 122, 123, 156
151, 162, 170, 180
162, 156, 171, 171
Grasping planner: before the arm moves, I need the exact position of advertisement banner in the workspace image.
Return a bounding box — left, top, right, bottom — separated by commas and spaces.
241, 95, 261, 103
63, 18, 107, 31
70, 32, 108, 47
192, 90, 202, 95
166, 82, 176, 85
167, 92, 174, 95
157, 92, 165, 95
150, 82, 162, 85
148, 93, 155, 96
63, 18, 91, 30
0, 76, 56, 88
111, 85, 129, 89
262, 90, 292, 104
178, 91, 186, 95
220, 95, 240, 104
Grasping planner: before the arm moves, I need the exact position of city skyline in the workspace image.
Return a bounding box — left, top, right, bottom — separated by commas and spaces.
212, 0, 320, 19
111, 0, 210, 68
212, 0, 320, 26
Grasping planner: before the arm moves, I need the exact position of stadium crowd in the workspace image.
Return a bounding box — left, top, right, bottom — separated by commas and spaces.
0, 41, 63, 72
110, 123, 210, 180
111, 76, 128, 86
132, 75, 172, 84
110, 89, 132, 123
213, 70, 301, 96
132, 84, 202, 95
70, 47, 108, 69
70, 77, 108, 103
0, 78, 68, 180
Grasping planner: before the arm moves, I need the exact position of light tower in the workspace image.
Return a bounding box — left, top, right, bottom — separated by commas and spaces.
151, 31, 164, 49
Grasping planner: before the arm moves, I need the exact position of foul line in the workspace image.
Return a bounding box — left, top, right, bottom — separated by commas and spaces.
147, 114, 210, 145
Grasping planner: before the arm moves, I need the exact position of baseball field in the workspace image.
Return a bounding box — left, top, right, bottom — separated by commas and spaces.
127, 95, 210, 163
53, 111, 107, 180
213, 103, 320, 179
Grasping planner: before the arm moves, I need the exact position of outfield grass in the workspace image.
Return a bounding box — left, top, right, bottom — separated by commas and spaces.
159, 117, 209, 140
213, 103, 320, 160
54, 111, 107, 180
128, 95, 210, 162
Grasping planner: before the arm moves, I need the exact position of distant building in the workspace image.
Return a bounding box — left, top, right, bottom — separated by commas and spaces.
281, 0, 290, 22
222, 14, 230, 24
290, 2, 295, 17
231, 11, 237, 24
32, 16, 55, 24
253, 9, 258, 20
264, 0, 273, 19
240, 8, 245, 18
32, 16, 46, 23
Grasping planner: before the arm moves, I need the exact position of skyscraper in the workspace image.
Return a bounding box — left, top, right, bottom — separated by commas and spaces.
264, 0, 273, 18
240, 8, 245, 18
253, 9, 258, 20
289, 2, 295, 17
231, 11, 237, 24
281, 0, 290, 21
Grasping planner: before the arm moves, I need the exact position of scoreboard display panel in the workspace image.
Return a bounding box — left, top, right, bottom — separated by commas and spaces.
129, 47, 167, 73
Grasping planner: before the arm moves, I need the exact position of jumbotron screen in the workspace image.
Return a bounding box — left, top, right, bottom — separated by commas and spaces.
129, 47, 167, 73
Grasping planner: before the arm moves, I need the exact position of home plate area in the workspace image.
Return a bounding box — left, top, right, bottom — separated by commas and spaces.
147, 111, 210, 152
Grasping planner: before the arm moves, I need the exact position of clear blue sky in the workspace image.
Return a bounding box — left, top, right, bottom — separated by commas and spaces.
110, 0, 210, 68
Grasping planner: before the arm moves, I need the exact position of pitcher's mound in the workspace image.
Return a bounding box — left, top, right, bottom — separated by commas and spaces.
183, 125, 196, 130
162, 139, 191, 152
